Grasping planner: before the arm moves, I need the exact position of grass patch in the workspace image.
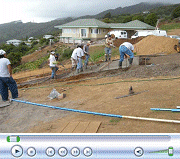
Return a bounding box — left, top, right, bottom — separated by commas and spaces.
109, 119, 121, 123
13, 55, 49, 73
160, 23, 180, 31
89, 45, 119, 62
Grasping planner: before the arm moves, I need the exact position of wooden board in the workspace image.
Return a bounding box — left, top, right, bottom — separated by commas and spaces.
52, 122, 69, 133
61, 122, 79, 133
60, 122, 101, 133
84, 122, 102, 133
73, 122, 90, 133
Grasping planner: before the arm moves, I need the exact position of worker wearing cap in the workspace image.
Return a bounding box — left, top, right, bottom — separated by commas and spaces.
119, 42, 134, 68
105, 35, 114, 62
0, 49, 18, 102
48, 51, 58, 79
83, 41, 91, 69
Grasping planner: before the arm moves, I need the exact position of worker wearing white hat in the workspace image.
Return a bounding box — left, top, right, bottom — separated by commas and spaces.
48, 50, 59, 79
0, 49, 18, 102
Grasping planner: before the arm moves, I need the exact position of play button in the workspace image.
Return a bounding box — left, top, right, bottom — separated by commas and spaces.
134, 147, 144, 157
11, 145, 23, 157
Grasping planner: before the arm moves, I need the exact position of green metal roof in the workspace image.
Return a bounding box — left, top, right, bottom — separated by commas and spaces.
55, 19, 109, 28
125, 20, 155, 30
55, 19, 155, 30
108, 20, 155, 30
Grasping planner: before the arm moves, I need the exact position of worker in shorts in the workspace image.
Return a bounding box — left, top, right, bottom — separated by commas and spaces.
119, 42, 134, 68
48, 51, 58, 79
105, 35, 113, 62
0, 49, 18, 103
83, 41, 91, 69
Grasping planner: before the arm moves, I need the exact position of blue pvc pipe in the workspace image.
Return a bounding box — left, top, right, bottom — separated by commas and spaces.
171, 109, 180, 112
11, 99, 123, 118
150, 108, 172, 111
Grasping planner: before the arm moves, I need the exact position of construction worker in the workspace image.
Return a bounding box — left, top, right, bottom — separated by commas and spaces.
48, 51, 59, 79
105, 35, 114, 62
83, 41, 91, 69
71, 47, 78, 70
0, 49, 18, 103
74, 44, 84, 73
119, 42, 134, 68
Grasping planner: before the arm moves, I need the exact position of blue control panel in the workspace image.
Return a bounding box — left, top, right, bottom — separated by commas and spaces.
0, 134, 179, 158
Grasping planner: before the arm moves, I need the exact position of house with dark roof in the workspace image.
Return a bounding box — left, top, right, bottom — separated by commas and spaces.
54, 19, 155, 43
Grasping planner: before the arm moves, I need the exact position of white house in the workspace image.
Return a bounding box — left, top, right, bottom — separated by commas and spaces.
6, 39, 22, 46
54, 19, 155, 43
43, 35, 54, 39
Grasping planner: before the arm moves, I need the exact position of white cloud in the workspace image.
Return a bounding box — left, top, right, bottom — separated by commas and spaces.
0, 0, 179, 24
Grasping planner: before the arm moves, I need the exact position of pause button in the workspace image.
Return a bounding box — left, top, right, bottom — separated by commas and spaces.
71, 147, 80, 157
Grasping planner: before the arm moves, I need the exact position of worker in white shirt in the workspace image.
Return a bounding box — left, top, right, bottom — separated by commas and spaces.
71, 48, 78, 70
48, 51, 59, 79
119, 42, 134, 68
75, 44, 84, 73
0, 49, 18, 104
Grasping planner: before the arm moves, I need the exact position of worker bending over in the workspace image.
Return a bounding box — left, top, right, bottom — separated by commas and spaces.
119, 42, 134, 68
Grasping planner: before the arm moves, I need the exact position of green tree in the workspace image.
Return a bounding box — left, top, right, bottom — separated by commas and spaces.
123, 16, 133, 23
172, 5, 180, 18
144, 13, 158, 26
18, 42, 30, 55
132, 15, 144, 22
7, 52, 22, 67
104, 12, 111, 19
103, 18, 111, 23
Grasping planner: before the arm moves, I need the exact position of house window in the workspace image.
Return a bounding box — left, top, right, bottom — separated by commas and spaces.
63, 29, 72, 33
91, 28, 101, 34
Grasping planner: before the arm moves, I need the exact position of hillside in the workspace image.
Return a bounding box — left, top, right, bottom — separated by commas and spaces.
0, 17, 73, 44
94, 2, 167, 19
0, 2, 179, 44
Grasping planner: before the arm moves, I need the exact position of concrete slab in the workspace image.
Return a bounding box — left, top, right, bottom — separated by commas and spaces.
102, 56, 139, 71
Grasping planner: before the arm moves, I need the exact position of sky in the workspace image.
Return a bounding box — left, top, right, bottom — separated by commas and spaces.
0, 0, 179, 24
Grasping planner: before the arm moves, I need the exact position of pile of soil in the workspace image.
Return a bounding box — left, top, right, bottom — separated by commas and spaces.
134, 35, 179, 55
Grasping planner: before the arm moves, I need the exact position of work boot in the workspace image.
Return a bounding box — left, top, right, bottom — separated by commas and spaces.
105, 55, 108, 62
109, 55, 111, 61
76, 69, 79, 74
119, 61, 122, 68
129, 58, 133, 66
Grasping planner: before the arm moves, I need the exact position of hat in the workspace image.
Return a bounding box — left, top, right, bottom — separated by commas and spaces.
0, 49, 6, 55
77, 43, 83, 48
51, 51, 55, 54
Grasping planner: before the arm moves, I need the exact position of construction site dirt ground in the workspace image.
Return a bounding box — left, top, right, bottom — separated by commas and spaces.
0, 53, 180, 133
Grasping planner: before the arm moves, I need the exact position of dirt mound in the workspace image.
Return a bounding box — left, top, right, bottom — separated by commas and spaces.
134, 35, 179, 55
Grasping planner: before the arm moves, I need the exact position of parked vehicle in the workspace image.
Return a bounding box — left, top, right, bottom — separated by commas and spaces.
168, 35, 180, 41
131, 30, 167, 39
105, 30, 127, 39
